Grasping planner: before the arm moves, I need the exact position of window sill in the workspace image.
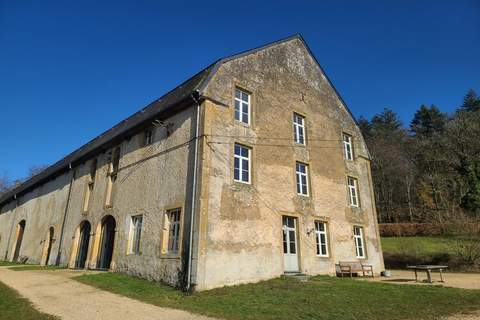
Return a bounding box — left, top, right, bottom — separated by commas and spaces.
297, 193, 310, 198
159, 254, 181, 259
233, 180, 252, 186
234, 120, 251, 128
316, 255, 330, 259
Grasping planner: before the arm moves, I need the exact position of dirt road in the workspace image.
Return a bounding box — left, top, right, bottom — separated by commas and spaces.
0, 267, 215, 320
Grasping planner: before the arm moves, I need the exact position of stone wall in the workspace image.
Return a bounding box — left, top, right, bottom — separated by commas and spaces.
0, 106, 196, 286
193, 37, 384, 290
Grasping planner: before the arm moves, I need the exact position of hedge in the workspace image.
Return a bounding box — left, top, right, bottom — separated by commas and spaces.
379, 223, 443, 237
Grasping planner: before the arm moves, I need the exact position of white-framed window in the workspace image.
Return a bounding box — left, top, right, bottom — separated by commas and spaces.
343, 133, 353, 160
129, 215, 143, 255
315, 221, 329, 257
234, 144, 251, 183
166, 208, 181, 254
354, 226, 365, 258
347, 176, 359, 207
296, 162, 309, 196
234, 88, 250, 125
293, 113, 306, 145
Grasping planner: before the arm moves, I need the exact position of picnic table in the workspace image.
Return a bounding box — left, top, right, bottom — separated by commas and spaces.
407, 265, 448, 283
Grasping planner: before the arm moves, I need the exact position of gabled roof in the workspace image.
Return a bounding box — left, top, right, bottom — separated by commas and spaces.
0, 34, 365, 207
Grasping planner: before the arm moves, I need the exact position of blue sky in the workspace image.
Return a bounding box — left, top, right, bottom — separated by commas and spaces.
1, 0, 479, 180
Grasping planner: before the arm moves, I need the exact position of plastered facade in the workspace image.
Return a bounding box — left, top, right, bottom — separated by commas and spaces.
0, 107, 196, 286
0, 36, 383, 291
192, 38, 384, 289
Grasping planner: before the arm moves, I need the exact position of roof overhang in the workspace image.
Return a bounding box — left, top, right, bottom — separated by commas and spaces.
0, 91, 203, 207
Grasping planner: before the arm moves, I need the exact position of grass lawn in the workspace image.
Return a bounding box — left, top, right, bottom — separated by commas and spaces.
8, 265, 66, 272
381, 236, 458, 256
0, 261, 24, 267
381, 236, 479, 271
75, 272, 480, 320
0, 260, 66, 271
0, 281, 57, 320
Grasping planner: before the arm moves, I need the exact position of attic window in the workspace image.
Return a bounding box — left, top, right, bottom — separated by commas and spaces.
144, 129, 154, 146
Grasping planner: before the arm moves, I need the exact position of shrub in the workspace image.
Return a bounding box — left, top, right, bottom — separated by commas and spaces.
448, 215, 480, 266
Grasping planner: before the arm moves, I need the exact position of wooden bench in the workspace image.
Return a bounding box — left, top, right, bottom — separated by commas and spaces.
337, 261, 374, 278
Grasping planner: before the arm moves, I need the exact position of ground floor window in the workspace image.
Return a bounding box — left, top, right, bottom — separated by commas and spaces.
315, 221, 329, 257
354, 226, 365, 258
166, 208, 181, 254
129, 215, 143, 255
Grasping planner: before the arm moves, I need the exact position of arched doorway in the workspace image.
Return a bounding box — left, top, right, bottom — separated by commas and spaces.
43, 227, 54, 265
12, 220, 26, 262
75, 221, 91, 269
97, 215, 116, 270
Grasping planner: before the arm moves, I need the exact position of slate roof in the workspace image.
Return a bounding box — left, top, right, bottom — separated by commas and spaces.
0, 34, 363, 206
0, 60, 217, 206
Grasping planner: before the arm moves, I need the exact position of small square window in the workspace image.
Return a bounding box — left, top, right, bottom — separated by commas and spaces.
144, 129, 154, 146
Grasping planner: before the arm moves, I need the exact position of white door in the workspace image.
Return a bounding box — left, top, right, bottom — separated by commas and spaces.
283, 216, 299, 272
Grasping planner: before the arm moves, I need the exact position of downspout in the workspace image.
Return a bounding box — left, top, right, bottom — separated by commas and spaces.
55, 163, 75, 266
4, 194, 18, 261
186, 93, 201, 291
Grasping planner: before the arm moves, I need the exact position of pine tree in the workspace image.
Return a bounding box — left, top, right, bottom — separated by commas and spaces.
371, 108, 402, 134
410, 104, 447, 137
459, 89, 480, 112
357, 115, 372, 139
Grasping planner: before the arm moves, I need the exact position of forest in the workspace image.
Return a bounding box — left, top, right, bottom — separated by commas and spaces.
1, 90, 479, 228
359, 89, 480, 226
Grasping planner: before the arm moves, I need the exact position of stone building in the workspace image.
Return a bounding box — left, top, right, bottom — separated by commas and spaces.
0, 35, 384, 291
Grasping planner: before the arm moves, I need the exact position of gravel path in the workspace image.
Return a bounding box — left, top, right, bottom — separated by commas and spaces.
444, 311, 480, 320
364, 269, 480, 290
1, 267, 478, 320
0, 267, 216, 320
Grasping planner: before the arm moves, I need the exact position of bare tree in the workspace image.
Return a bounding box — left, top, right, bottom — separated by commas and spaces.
0, 173, 11, 195
27, 164, 49, 179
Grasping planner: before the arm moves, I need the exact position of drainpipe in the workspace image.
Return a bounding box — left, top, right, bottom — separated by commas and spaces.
4, 194, 18, 261
55, 163, 75, 266
186, 93, 201, 291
